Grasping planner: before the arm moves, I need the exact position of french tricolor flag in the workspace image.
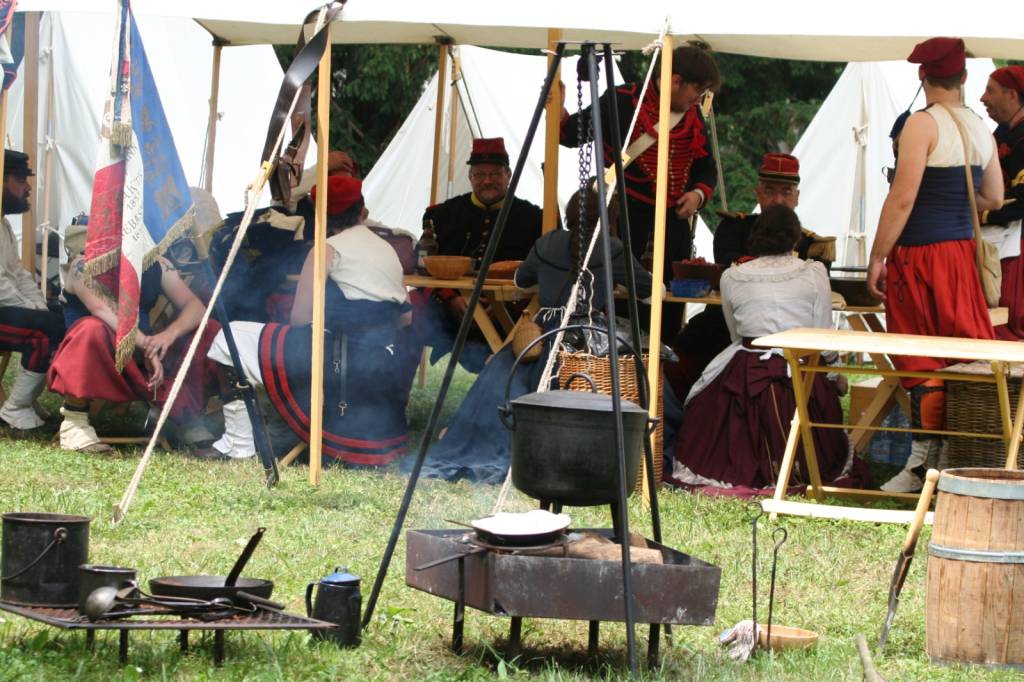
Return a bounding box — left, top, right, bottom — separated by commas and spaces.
83, 0, 194, 370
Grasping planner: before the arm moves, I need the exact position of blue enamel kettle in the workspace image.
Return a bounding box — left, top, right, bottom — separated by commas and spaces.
306, 566, 361, 647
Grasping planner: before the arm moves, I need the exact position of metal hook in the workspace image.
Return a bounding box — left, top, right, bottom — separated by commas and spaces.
772, 526, 788, 550
766, 526, 788, 654
747, 501, 765, 649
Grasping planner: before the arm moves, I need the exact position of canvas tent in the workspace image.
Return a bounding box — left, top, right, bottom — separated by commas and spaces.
4, 10, 287, 249
791, 58, 996, 267
363, 45, 622, 235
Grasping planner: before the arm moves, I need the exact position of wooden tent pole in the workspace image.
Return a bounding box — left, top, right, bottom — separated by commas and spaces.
309, 23, 332, 486
444, 47, 460, 199
20, 12, 39, 273
202, 40, 223, 193
644, 35, 673, 477
541, 28, 562, 234
429, 40, 450, 206
38, 33, 56, 295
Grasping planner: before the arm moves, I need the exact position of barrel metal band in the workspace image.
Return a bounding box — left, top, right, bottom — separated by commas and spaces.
929, 542, 1024, 564
937, 476, 1024, 500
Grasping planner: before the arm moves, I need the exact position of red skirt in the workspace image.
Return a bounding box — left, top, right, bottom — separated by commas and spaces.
995, 253, 1024, 341
47, 317, 220, 420
885, 240, 994, 385
672, 350, 850, 489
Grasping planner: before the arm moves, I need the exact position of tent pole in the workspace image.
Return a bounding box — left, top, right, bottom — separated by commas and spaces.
202, 40, 224, 193
444, 46, 460, 200
541, 28, 562, 234
20, 12, 39, 274
429, 39, 451, 206
645, 35, 672, 446
38, 32, 55, 295
308, 23, 332, 486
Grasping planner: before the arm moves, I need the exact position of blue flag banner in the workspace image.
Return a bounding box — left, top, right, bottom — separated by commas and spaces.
84, 0, 194, 370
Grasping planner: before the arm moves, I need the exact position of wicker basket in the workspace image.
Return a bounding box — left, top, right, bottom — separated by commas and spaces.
557, 351, 664, 494
945, 361, 1024, 469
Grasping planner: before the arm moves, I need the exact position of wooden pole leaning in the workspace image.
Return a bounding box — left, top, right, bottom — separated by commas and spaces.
202, 41, 223, 193
308, 24, 332, 486
429, 40, 450, 207
541, 28, 563, 234
643, 35, 672, 500
19, 13, 39, 273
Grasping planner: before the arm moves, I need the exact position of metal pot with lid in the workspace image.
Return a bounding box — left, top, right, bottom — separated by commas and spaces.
499, 325, 655, 507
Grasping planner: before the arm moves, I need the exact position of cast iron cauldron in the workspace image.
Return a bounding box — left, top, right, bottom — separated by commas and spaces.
499, 325, 655, 507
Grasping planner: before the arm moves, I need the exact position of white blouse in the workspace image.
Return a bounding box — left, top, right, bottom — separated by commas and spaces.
720, 254, 832, 342
685, 254, 832, 405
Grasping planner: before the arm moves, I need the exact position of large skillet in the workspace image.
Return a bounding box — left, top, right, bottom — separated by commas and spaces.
149, 528, 281, 609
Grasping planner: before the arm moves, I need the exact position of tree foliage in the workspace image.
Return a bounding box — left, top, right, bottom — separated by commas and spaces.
275, 44, 436, 175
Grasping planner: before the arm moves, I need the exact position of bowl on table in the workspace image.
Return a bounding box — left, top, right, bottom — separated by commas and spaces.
672, 262, 724, 290
424, 255, 473, 280
829, 276, 879, 307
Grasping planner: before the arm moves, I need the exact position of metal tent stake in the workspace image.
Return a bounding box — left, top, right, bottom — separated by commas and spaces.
362, 42, 568, 630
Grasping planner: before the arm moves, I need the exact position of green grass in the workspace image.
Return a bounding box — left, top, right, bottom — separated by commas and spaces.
0, 361, 1018, 680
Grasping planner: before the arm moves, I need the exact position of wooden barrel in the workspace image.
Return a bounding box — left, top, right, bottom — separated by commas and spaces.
926, 468, 1024, 669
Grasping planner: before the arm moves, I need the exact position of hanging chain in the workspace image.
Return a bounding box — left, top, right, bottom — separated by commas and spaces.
575, 51, 599, 312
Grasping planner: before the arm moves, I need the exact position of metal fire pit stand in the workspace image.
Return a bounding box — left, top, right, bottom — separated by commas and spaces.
0, 600, 336, 666
365, 41, 664, 676
407, 529, 720, 665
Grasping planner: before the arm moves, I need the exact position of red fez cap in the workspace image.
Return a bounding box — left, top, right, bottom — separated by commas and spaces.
758, 153, 800, 184
310, 175, 363, 216
991, 66, 1024, 96
908, 37, 965, 79
327, 150, 358, 177
467, 137, 510, 166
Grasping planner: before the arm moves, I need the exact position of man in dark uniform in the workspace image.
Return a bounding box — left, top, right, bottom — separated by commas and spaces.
415, 137, 542, 372
0, 150, 64, 430
424, 137, 542, 265
713, 153, 833, 265
560, 44, 721, 343
980, 65, 1024, 340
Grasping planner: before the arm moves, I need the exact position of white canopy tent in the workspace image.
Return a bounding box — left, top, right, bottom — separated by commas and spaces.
4, 11, 288, 246
15, 1, 1024, 59
363, 45, 621, 235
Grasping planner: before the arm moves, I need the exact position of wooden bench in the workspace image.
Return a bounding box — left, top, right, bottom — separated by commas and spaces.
752, 327, 1024, 523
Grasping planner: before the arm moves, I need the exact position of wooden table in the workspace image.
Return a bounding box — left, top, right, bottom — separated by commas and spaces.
403, 274, 535, 353
669, 293, 1008, 456
752, 327, 1024, 523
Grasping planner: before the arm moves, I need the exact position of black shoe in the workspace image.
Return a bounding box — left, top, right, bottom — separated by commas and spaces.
188, 447, 231, 462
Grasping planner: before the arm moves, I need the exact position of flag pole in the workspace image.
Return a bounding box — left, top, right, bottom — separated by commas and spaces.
308, 21, 331, 486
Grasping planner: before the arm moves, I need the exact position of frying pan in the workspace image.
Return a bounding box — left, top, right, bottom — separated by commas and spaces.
149, 527, 281, 609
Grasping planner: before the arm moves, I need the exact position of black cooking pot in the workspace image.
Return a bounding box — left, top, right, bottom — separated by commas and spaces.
499, 325, 655, 507
2, 512, 90, 607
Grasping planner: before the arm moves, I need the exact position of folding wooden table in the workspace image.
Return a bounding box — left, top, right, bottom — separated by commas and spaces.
752, 327, 1024, 523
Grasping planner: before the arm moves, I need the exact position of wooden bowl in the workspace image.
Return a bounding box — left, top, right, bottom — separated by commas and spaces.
672, 262, 724, 290
830, 276, 879, 307
758, 625, 819, 651
487, 260, 522, 281
424, 255, 472, 280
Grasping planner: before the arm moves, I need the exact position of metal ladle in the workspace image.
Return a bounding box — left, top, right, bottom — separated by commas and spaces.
81, 585, 238, 621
